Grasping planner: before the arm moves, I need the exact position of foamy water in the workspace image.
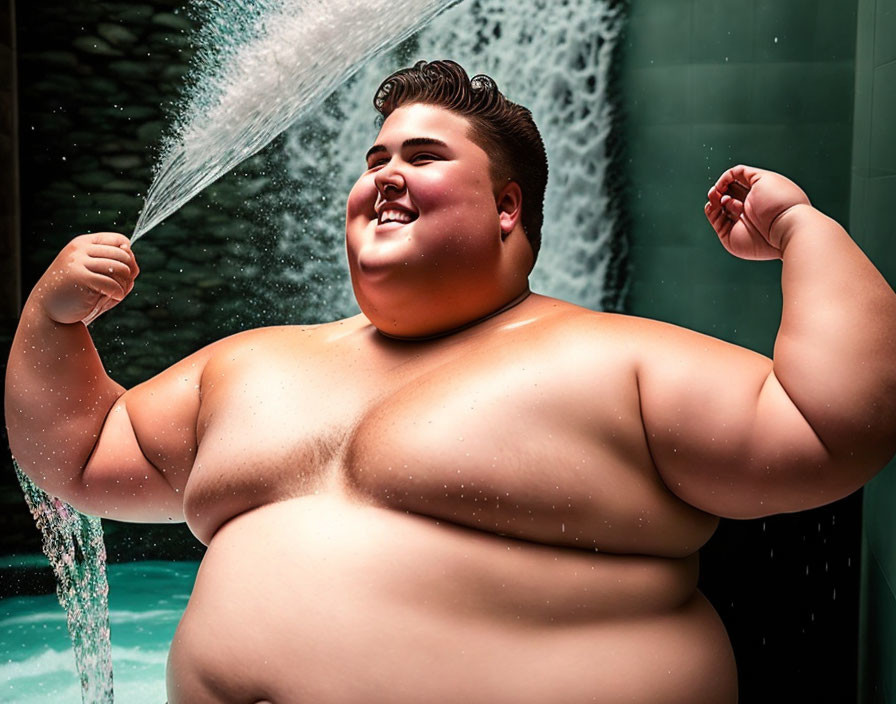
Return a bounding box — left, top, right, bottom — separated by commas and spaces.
13, 464, 113, 703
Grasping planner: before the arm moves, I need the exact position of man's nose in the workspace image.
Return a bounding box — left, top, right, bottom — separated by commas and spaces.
374, 165, 406, 197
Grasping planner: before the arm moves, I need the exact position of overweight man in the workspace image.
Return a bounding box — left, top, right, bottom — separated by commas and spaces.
7, 60, 896, 704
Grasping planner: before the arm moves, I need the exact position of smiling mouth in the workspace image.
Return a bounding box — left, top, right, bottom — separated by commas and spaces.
377, 208, 418, 226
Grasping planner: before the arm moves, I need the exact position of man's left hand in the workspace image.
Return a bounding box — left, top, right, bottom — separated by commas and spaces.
705, 164, 811, 260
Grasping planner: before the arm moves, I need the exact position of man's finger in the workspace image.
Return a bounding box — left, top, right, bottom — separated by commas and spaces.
721, 195, 745, 220
89, 232, 130, 248
85, 272, 126, 301
88, 244, 133, 265
704, 201, 720, 227
725, 180, 750, 202
712, 164, 759, 197
706, 202, 730, 234
84, 258, 133, 293
87, 240, 139, 280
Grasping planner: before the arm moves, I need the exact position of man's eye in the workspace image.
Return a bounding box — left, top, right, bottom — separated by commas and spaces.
412, 153, 437, 163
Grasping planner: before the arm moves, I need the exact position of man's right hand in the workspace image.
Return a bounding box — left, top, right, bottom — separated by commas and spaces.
35, 232, 139, 324
8, 229, 198, 522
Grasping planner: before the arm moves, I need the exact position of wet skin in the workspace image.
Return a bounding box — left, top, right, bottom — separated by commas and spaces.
7, 106, 896, 703
160, 300, 739, 704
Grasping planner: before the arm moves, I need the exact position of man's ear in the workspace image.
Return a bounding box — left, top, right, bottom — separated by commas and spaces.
497, 181, 523, 240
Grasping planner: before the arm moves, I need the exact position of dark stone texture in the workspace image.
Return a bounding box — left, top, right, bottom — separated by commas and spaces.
152, 12, 191, 31
72, 36, 122, 56
97, 22, 139, 46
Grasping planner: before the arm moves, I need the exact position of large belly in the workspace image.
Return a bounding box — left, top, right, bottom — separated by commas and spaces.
167, 494, 737, 704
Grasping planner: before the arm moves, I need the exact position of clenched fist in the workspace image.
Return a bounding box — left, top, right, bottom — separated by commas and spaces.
34, 232, 139, 324
705, 165, 812, 261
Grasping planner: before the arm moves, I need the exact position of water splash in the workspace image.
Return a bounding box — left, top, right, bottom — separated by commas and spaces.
14, 462, 114, 704
133, 0, 460, 241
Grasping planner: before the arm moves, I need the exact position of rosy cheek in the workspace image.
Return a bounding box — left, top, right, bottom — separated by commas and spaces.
346, 178, 375, 217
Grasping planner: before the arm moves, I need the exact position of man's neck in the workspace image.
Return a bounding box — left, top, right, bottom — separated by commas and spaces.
376, 288, 532, 343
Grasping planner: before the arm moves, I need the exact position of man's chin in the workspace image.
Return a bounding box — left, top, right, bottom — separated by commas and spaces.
354, 244, 414, 279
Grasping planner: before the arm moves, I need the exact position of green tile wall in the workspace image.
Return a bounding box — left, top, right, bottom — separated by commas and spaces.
623, 0, 855, 354
854, 0, 896, 701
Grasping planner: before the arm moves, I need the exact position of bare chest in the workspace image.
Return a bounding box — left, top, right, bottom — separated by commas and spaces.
186, 333, 717, 554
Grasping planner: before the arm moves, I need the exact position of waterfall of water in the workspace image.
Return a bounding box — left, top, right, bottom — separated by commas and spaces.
14, 463, 114, 704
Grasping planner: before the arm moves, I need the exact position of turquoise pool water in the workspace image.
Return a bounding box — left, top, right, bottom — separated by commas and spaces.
1, 560, 199, 704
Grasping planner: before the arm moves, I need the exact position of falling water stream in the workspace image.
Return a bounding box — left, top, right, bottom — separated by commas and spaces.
15, 0, 628, 700
14, 465, 113, 703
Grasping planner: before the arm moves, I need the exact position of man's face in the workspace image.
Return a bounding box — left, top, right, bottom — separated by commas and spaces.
345, 103, 509, 335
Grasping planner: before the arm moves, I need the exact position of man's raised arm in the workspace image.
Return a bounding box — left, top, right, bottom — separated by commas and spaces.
5, 233, 200, 522
637, 165, 896, 518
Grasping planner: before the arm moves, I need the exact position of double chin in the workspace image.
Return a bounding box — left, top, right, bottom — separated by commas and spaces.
352, 268, 510, 340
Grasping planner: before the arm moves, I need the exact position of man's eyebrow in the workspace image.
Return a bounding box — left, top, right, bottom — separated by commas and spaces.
365, 137, 449, 162
403, 137, 449, 150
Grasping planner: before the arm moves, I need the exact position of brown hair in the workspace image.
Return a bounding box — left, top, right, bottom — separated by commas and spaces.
373, 60, 548, 262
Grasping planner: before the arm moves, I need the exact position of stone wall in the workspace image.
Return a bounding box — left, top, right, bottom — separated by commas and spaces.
0, 0, 18, 320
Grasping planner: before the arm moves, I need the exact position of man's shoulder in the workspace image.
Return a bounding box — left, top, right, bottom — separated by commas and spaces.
525, 295, 669, 341
518, 295, 725, 371
202, 315, 369, 364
